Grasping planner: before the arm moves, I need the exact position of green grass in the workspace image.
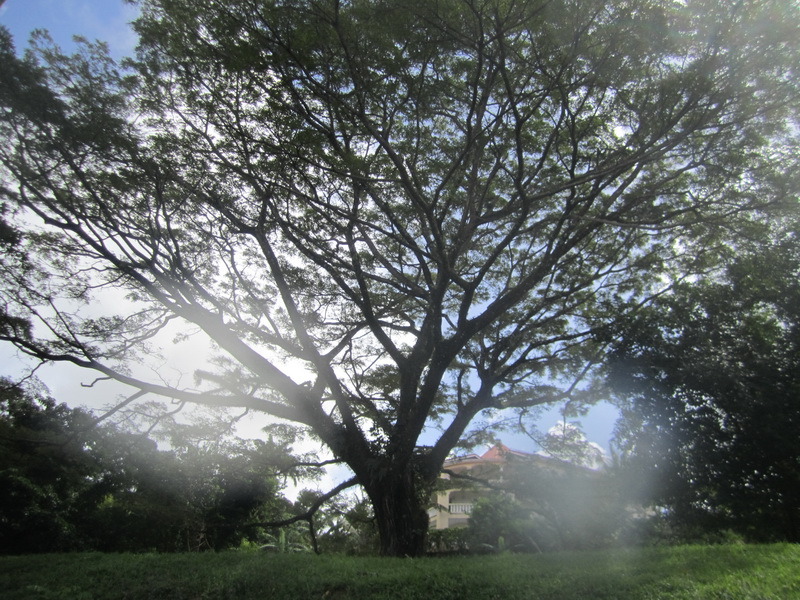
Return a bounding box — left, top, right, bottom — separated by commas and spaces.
1, 544, 798, 599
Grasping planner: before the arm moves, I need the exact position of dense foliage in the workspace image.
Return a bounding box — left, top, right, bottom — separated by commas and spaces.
458, 461, 625, 552
1, 0, 798, 554
0, 379, 306, 554
608, 224, 800, 542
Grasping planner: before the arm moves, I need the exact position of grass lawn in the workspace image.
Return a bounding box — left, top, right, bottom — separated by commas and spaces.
1, 544, 798, 599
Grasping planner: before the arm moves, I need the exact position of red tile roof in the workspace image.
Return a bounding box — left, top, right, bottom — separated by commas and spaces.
480, 443, 533, 461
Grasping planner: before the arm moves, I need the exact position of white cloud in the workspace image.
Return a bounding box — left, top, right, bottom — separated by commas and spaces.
58, 0, 139, 58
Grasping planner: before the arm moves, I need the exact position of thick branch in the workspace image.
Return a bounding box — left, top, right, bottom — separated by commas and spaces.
246, 476, 359, 529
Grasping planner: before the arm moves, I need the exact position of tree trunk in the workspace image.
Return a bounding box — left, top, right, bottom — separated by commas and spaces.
365, 467, 431, 557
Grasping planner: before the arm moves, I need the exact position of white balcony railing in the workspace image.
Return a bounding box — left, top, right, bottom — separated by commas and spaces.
449, 503, 473, 514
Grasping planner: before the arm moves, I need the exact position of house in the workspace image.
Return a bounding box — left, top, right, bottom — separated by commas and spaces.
428, 442, 599, 530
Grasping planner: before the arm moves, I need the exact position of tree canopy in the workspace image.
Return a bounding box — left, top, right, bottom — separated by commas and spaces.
607, 220, 800, 542
1, 0, 798, 555
0, 378, 308, 553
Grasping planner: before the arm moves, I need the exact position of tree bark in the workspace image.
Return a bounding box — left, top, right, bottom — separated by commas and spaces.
364, 465, 431, 557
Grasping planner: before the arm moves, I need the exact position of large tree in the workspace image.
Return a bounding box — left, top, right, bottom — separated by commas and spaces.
0, 0, 798, 555
607, 222, 800, 542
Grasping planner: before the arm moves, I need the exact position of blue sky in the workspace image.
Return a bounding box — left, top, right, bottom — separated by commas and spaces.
0, 0, 621, 454
0, 0, 138, 58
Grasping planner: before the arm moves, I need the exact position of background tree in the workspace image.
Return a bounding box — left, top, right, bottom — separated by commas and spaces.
462, 450, 625, 552
607, 222, 800, 542
288, 489, 379, 554
99, 427, 297, 552
506, 461, 626, 551
1, 0, 798, 555
468, 495, 537, 552
0, 378, 110, 553
0, 378, 306, 553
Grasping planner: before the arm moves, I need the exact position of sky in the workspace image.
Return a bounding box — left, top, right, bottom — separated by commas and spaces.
0, 0, 142, 400
0, 0, 621, 458
0, 0, 138, 58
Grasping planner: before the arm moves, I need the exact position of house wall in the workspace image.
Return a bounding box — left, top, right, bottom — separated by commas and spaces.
429, 488, 484, 530
428, 443, 591, 531
428, 451, 503, 531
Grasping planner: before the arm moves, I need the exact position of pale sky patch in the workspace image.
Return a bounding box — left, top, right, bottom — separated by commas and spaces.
1, 0, 138, 58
